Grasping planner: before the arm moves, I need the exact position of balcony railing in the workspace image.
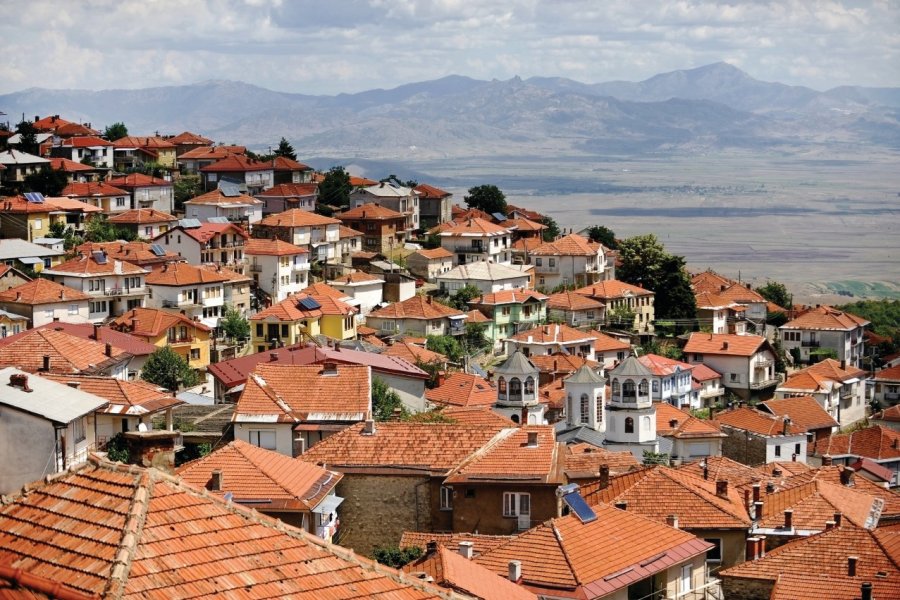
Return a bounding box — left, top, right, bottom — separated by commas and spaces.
103, 287, 147, 297
754, 358, 773, 368
249, 263, 263, 272
801, 340, 820, 348
167, 336, 196, 345
163, 299, 201, 308
749, 378, 780, 390
446, 244, 485, 254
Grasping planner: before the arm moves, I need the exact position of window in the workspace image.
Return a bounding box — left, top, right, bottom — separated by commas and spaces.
43, 258, 52, 268
440, 486, 453, 510
68, 304, 79, 315
248, 429, 277, 450
256, 324, 263, 337
190, 348, 200, 360
145, 226, 153, 236
580, 393, 590, 423
625, 417, 634, 434
72, 417, 86, 443
535, 258, 542, 266
795, 443, 802, 455
549, 258, 556, 268
502, 492, 530, 517
465, 488, 475, 498
116, 197, 126, 207
652, 380, 660, 393
680, 564, 693, 594
33, 218, 42, 230
730, 373, 741, 383
775, 444, 782, 457
280, 324, 288, 338
704, 538, 722, 563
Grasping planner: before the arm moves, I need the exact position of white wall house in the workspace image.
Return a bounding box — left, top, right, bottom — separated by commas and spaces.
437, 262, 532, 296
42, 254, 148, 322
0, 278, 92, 328
504, 323, 598, 362
606, 356, 660, 460
528, 233, 607, 290
107, 173, 175, 214
349, 182, 420, 233
145, 262, 231, 329
327, 272, 385, 317
255, 210, 343, 263
52, 136, 115, 169
780, 305, 869, 369
683, 333, 779, 401
184, 189, 264, 226
153, 222, 247, 269
245, 239, 310, 303
439, 218, 512, 266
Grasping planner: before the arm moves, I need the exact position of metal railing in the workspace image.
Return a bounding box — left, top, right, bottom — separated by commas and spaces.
749, 378, 779, 390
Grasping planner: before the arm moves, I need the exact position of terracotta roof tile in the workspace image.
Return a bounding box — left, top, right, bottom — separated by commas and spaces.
683, 332, 771, 357
510, 237, 543, 253
369, 296, 464, 320
413, 184, 451, 199
73, 241, 180, 265
498, 217, 546, 233
40, 374, 181, 416
106, 208, 177, 224
760, 396, 839, 431
300, 422, 507, 475
715, 406, 807, 436
472, 289, 547, 306
507, 323, 596, 344
61, 182, 128, 198
166, 131, 213, 145
184, 188, 262, 206
256, 183, 318, 197
57, 135, 112, 148
176, 440, 341, 511
110, 307, 211, 337
258, 208, 340, 227
383, 341, 448, 365
106, 173, 171, 188
438, 405, 516, 427
0, 278, 89, 304
241, 238, 308, 257
412, 247, 454, 260
809, 426, 900, 461
112, 136, 175, 149
310, 293, 357, 316
338, 203, 405, 220
271, 156, 311, 171
805, 358, 867, 381
873, 404, 900, 422
444, 426, 564, 485
690, 363, 722, 381
530, 233, 601, 256
546, 290, 604, 311
329, 271, 383, 285
0, 457, 450, 599
529, 352, 601, 377
439, 217, 509, 236
572, 279, 652, 299
145, 262, 229, 286
783, 305, 869, 331
199, 154, 274, 172
400, 531, 512, 556
564, 443, 641, 477
426, 372, 497, 407
45, 255, 147, 277
250, 292, 324, 322
300, 282, 348, 299
403, 545, 537, 600
464, 309, 490, 324
656, 403, 725, 439
0, 327, 129, 374
48, 157, 95, 173
235, 363, 371, 422
773, 465, 900, 518
177, 145, 245, 160
475, 506, 712, 596
756, 479, 883, 530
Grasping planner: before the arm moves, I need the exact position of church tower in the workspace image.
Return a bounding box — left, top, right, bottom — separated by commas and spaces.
493, 351, 546, 425
606, 356, 658, 459
563, 364, 606, 432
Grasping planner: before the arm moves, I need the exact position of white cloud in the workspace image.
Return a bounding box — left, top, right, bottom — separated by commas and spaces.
0, 0, 897, 94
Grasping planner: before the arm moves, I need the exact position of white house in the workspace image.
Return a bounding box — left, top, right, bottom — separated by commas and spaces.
505, 323, 598, 362
437, 261, 532, 296
606, 356, 660, 460
528, 233, 607, 290
777, 359, 868, 427
255, 209, 342, 263
152, 221, 247, 268
633, 353, 698, 410
327, 272, 385, 317
716, 406, 808, 464
51, 136, 114, 169
683, 333, 779, 401
184, 187, 264, 226
780, 305, 869, 369
107, 173, 175, 214
405, 247, 454, 281
244, 238, 310, 303
873, 364, 900, 408
349, 182, 420, 234
145, 262, 231, 329
439, 218, 512, 266
199, 154, 274, 195
0, 278, 91, 327
41, 251, 148, 322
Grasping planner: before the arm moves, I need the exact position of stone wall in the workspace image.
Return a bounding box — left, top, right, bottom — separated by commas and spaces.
721, 576, 774, 600
333, 473, 432, 557
721, 428, 766, 466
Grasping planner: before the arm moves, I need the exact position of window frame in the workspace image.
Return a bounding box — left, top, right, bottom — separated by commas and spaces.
502, 491, 531, 517
440, 486, 453, 511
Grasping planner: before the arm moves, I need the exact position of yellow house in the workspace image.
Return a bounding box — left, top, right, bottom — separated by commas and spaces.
0, 195, 102, 244
110, 307, 213, 370
113, 136, 178, 169
0, 309, 28, 338
251, 293, 323, 353
312, 294, 358, 341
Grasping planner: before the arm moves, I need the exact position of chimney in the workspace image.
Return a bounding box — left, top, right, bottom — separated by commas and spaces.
666, 514, 679, 529
41, 354, 50, 372
716, 480, 729, 499
825, 520, 836, 531
703, 464, 709, 480
321, 362, 338, 376
861, 582, 873, 600
8, 373, 32, 392
757, 536, 766, 558
508, 560, 521, 583
363, 419, 376, 435
426, 540, 438, 555
614, 500, 628, 511
599, 465, 610, 489
105, 342, 113, 357
782, 417, 791, 435
93, 323, 100, 340
120, 431, 179, 474
210, 470, 223, 491
773, 467, 783, 477
834, 512, 843, 527
292, 436, 306, 457
848, 556, 858, 577
752, 482, 761, 503
754, 501, 764, 520
526, 431, 539, 447
15, 291, 21, 301
269, 352, 278, 362
766, 481, 775, 494
520, 406, 528, 427
823, 454, 833, 466
458, 541, 474, 560
669, 418, 678, 428
67, 381, 80, 389
722, 341, 729, 350
784, 509, 793, 530
841, 359, 847, 370
840, 467, 855, 487
746, 537, 759, 561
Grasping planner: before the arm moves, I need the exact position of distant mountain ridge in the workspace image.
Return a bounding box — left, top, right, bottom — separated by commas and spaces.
2, 63, 898, 158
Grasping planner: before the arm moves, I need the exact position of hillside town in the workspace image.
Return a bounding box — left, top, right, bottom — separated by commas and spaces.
0, 116, 898, 600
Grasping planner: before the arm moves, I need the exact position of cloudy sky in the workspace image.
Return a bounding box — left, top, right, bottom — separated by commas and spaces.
2, 0, 897, 95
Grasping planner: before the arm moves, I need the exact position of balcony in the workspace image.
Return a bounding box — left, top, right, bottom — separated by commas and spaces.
532, 264, 559, 274
167, 336, 196, 345
103, 287, 148, 297
162, 299, 201, 309
749, 378, 780, 390
249, 263, 263, 273
801, 340, 820, 348
754, 358, 773, 368
447, 244, 485, 254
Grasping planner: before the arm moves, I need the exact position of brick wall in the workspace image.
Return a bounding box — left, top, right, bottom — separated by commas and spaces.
721, 576, 774, 600
721, 428, 766, 466
333, 473, 433, 556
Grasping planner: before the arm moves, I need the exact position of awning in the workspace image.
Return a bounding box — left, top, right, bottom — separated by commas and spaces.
18, 257, 43, 265
312, 495, 344, 515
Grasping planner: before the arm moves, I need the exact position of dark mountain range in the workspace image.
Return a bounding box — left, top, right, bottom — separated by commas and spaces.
2, 63, 897, 158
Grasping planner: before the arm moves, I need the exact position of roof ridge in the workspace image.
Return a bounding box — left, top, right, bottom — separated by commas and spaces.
550, 518, 583, 585
445, 428, 518, 476
233, 441, 306, 502
661, 469, 750, 523
102, 469, 153, 599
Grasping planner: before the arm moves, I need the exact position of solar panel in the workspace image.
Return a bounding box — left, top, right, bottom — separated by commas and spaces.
492, 212, 507, 222
24, 192, 45, 203
179, 218, 202, 229
92, 251, 108, 264
218, 182, 241, 197
297, 297, 321, 311
206, 216, 230, 224
150, 244, 166, 257
562, 491, 597, 523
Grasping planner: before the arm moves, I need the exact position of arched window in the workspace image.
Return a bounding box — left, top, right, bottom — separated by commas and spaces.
580, 394, 590, 424
612, 379, 621, 396
509, 377, 522, 401
498, 377, 507, 394
639, 379, 649, 396
625, 416, 634, 434
510, 413, 520, 424
642, 416, 651, 432
652, 380, 660, 394
525, 377, 535, 394
623, 379, 636, 399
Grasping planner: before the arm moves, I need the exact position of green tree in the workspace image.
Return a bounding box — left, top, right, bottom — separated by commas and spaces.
318, 166, 352, 211
463, 321, 490, 353
220, 305, 250, 342
415, 359, 444, 389
426, 335, 464, 363
464, 184, 507, 215
104, 122, 129, 141
446, 284, 482, 311
642, 450, 670, 466
372, 376, 407, 421
617, 234, 696, 320
608, 304, 636, 329
174, 174, 201, 212
105, 433, 130, 463
372, 545, 423, 568
756, 280, 791, 310
585, 225, 618, 249
84, 214, 137, 243
23, 166, 68, 197
141, 346, 200, 391
14, 120, 40, 155
540, 215, 561, 242
273, 137, 297, 161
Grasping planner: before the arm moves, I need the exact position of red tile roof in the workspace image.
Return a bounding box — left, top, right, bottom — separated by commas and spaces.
45, 254, 147, 277
757, 479, 882, 529
106, 173, 172, 188
426, 372, 497, 407
444, 426, 564, 485
21, 321, 156, 356
243, 238, 307, 256
199, 154, 274, 172
258, 208, 340, 227
655, 402, 725, 439
413, 184, 452, 199
184, 188, 262, 206
400, 532, 512, 556
235, 363, 371, 422
383, 341, 448, 365
166, 131, 213, 145
338, 203, 405, 220
112, 136, 175, 149
676, 455, 765, 490
586, 330, 632, 353
177, 145, 245, 160
74, 241, 180, 265
57, 135, 112, 148
475, 506, 712, 597
783, 305, 870, 331
772, 465, 900, 518
472, 288, 547, 306
106, 208, 177, 224
809, 425, 900, 460
530, 233, 601, 256
529, 352, 601, 377
683, 332, 771, 357
411, 247, 454, 260
61, 182, 128, 198
145, 261, 229, 286
300, 282, 348, 299
0, 564, 97, 600
250, 292, 324, 322
464, 309, 490, 323
873, 404, 900, 422
271, 156, 311, 171
0, 457, 452, 599
546, 290, 604, 311
873, 364, 900, 382
437, 405, 516, 427
714, 406, 807, 436
32, 115, 74, 131
329, 271, 383, 285
507, 323, 596, 344
110, 306, 211, 337
573, 279, 652, 299
0, 327, 129, 374
256, 183, 318, 197
636, 353, 694, 377
564, 443, 641, 477
40, 374, 182, 416
440, 217, 509, 236
402, 545, 537, 600
369, 295, 464, 320
690, 363, 722, 381
804, 358, 867, 381
760, 396, 839, 431
176, 439, 342, 511
0, 278, 89, 304
720, 525, 900, 600
300, 422, 508, 475
48, 157, 95, 173
166, 222, 248, 244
